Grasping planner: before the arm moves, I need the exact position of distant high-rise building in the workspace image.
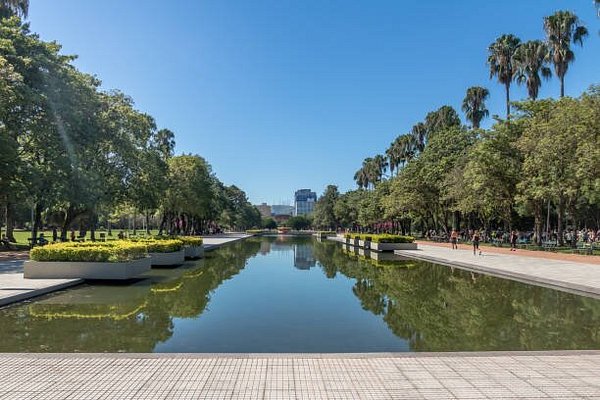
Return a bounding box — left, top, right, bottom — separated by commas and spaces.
256, 203, 272, 218
294, 189, 317, 216
271, 205, 294, 216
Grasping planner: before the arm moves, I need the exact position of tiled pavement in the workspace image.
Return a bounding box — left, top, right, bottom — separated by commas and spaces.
395, 244, 600, 298
0, 352, 599, 399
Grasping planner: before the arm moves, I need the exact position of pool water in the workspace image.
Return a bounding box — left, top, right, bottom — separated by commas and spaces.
1, 236, 599, 353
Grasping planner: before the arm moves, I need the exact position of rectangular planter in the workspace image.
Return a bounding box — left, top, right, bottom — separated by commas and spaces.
370, 242, 418, 252
149, 250, 185, 266
358, 240, 371, 250
184, 245, 204, 259
24, 257, 151, 280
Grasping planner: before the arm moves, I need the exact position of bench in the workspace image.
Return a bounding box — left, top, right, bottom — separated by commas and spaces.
542, 241, 558, 251
491, 238, 504, 247
574, 242, 592, 255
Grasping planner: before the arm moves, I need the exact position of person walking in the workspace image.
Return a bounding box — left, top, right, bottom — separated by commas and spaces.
472, 230, 481, 256
450, 229, 458, 250
510, 230, 518, 251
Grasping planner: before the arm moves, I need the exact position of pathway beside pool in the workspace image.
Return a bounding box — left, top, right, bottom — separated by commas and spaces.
0, 233, 251, 307
0, 352, 599, 399
396, 244, 600, 298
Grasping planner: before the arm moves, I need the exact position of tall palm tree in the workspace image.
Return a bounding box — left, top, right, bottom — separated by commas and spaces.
353, 166, 368, 190
544, 11, 589, 97
372, 154, 387, 182
411, 122, 427, 153
513, 41, 552, 100
461, 86, 490, 129
0, 0, 28, 18
488, 34, 521, 118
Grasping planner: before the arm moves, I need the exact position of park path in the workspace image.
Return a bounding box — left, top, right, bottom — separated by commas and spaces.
0, 352, 599, 399
416, 240, 600, 265
397, 243, 600, 298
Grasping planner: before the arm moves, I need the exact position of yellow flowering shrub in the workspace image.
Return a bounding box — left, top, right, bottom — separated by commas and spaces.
30, 241, 148, 263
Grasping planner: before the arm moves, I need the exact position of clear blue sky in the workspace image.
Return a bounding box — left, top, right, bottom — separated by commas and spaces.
30, 0, 599, 205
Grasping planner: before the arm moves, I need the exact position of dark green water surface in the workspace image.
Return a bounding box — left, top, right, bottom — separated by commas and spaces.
1, 236, 599, 352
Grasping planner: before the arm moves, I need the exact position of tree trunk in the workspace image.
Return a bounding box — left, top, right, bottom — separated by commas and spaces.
90, 211, 96, 242
557, 198, 565, 246
32, 203, 43, 245
505, 83, 511, 119
61, 205, 75, 241
560, 74, 565, 98
5, 201, 15, 243
533, 201, 544, 246
145, 210, 151, 234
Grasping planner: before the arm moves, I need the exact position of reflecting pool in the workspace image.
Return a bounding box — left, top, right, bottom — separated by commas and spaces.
0, 236, 599, 352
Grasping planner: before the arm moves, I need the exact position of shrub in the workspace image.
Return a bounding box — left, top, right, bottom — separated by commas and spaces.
175, 236, 203, 246
129, 239, 183, 253
246, 229, 265, 234
30, 241, 147, 263
154, 235, 203, 246
371, 234, 415, 243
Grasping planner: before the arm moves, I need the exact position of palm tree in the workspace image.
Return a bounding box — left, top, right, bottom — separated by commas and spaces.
385, 138, 402, 177
0, 0, 28, 18
411, 123, 427, 153
544, 11, 589, 97
488, 34, 521, 118
353, 166, 368, 190
372, 154, 387, 182
513, 41, 552, 100
461, 86, 490, 129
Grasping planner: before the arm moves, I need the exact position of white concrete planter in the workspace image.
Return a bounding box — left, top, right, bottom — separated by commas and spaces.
149, 250, 185, 266
370, 242, 417, 252
24, 257, 151, 280
347, 238, 359, 247
184, 245, 204, 259
358, 240, 371, 249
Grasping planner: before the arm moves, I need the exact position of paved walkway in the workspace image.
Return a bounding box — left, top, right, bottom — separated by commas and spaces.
416, 240, 600, 265
396, 244, 600, 298
0, 352, 599, 399
0, 234, 251, 307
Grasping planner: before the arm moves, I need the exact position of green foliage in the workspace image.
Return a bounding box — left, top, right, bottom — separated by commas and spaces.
287, 215, 312, 230
129, 238, 183, 253
30, 241, 147, 263
261, 218, 278, 230
312, 185, 339, 229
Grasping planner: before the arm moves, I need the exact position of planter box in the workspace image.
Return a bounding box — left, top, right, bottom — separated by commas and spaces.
370, 242, 418, 252
24, 257, 151, 280
184, 245, 204, 259
358, 240, 371, 249
347, 238, 359, 247
149, 250, 185, 266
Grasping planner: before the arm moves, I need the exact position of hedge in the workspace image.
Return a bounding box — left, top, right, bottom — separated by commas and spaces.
30, 241, 148, 263
129, 238, 183, 253
153, 235, 203, 246
343, 234, 415, 243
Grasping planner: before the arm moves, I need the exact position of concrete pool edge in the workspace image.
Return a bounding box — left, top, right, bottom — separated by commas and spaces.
395, 248, 600, 299
2, 350, 600, 358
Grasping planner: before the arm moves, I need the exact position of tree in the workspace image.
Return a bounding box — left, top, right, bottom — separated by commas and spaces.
488, 34, 521, 118
462, 86, 490, 129
544, 11, 588, 97
513, 40, 552, 100
287, 215, 312, 230
312, 185, 339, 230
0, 0, 28, 18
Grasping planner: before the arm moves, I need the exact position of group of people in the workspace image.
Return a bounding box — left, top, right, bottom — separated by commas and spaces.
448, 229, 520, 255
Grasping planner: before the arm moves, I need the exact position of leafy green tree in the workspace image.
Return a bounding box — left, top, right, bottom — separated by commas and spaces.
462, 86, 490, 129
544, 11, 588, 97
0, 0, 28, 18
287, 215, 312, 230
513, 40, 552, 100
312, 185, 339, 230
488, 34, 521, 118
261, 218, 277, 230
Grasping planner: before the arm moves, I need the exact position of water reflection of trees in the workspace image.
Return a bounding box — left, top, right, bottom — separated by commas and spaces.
0, 240, 261, 352
313, 240, 600, 351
